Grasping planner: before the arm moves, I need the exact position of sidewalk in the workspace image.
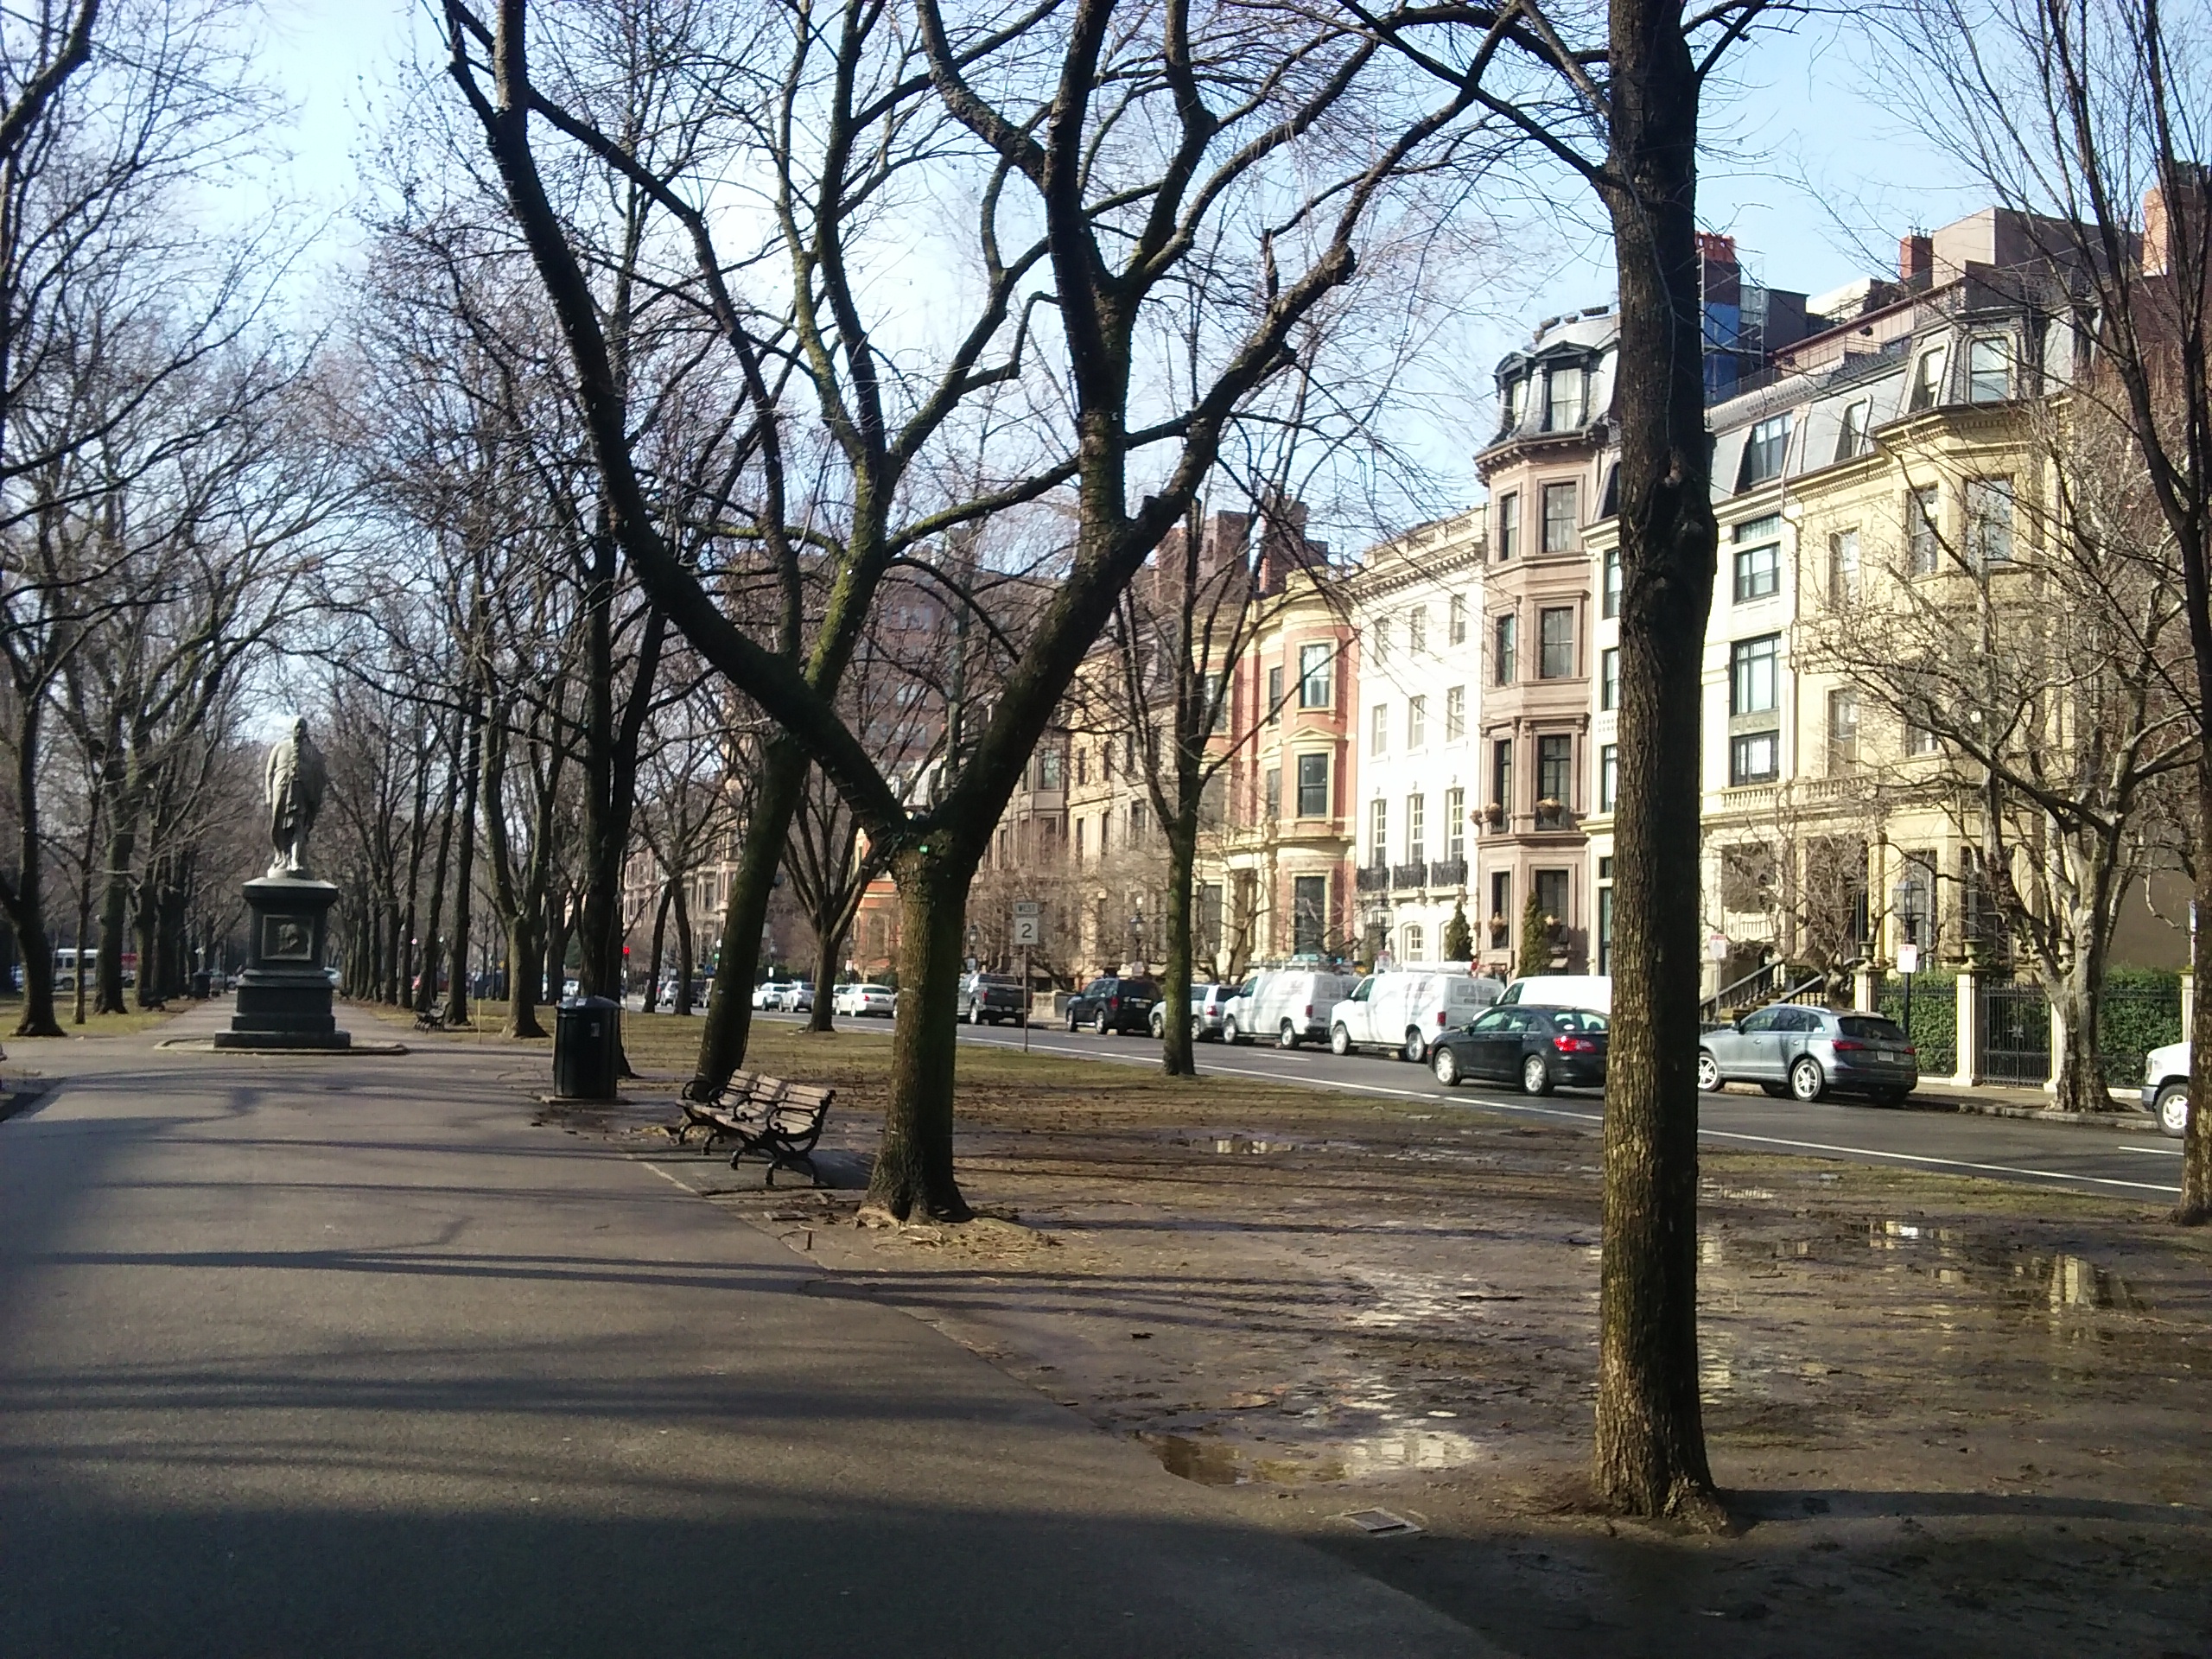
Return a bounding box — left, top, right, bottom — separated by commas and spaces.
1899, 1077, 2164, 1130
0, 1010, 1484, 1658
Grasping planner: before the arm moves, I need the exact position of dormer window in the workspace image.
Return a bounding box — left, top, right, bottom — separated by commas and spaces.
1968, 336, 2010, 403
1909, 346, 1948, 410
1505, 376, 1528, 429
1834, 400, 1871, 462
1547, 365, 1585, 431
1738, 415, 1789, 490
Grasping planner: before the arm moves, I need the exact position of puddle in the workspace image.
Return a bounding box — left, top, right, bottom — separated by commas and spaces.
1212, 1135, 1299, 1154
2019, 1253, 2143, 1311
1141, 1424, 1484, 1486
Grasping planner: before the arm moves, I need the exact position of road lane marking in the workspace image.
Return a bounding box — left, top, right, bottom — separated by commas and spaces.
1692, 1127, 2180, 1195
2116, 1143, 2185, 1156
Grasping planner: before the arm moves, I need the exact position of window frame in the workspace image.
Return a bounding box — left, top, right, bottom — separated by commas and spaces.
1493, 611, 1517, 685
1827, 528, 1860, 607
1602, 547, 1621, 619
1908, 486, 1942, 576
1370, 702, 1388, 755
1294, 751, 1329, 818
1909, 345, 1948, 410
1407, 693, 1427, 749
1967, 476, 2015, 566
1599, 743, 1618, 812
1448, 593, 1468, 645
1729, 633, 1781, 716
1729, 729, 1780, 785
1738, 414, 1790, 489
1298, 642, 1334, 708
1495, 493, 1519, 561
1835, 399, 1872, 462
1541, 480, 1580, 553
1535, 733, 1573, 807
1600, 646, 1618, 711
1538, 605, 1576, 679
1967, 334, 2010, 403
1444, 684, 1465, 743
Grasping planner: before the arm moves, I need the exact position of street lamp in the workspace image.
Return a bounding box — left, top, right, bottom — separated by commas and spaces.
967, 922, 981, 970
1128, 905, 1145, 972
1892, 875, 1928, 1037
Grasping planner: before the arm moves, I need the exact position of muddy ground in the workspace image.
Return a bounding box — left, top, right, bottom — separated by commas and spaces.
544, 1021, 2212, 1656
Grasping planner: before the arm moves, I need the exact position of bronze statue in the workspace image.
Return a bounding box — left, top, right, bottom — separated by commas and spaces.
265, 717, 327, 878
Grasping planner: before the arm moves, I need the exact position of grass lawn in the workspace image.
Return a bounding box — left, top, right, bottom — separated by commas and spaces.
0, 994, 181, 1039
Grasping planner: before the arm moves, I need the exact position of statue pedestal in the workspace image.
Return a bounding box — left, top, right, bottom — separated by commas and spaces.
213, 876, 351, 1052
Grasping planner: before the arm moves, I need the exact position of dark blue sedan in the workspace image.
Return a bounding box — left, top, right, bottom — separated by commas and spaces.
1430, 1004, 1608, 1095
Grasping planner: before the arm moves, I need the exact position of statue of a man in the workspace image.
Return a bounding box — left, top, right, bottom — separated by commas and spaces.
265, 717, 327, 878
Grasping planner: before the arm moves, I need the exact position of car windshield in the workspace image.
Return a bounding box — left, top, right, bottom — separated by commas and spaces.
1123, 979, 1160, 998
1838, 1016, 1907, 1041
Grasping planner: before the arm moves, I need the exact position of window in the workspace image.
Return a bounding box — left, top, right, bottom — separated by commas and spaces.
1909, 345, 1948, 410
1599, 743, 1618, 812
1730, 633, 1780, 715
1128, 800, 1147, 842
1827, 528, 1860, 606
1491, 737, 1514, 813
1491, 871, 1512, 937
1368, 798, 1388, 866
1597, 856, 1614, 973
1407, 793, 1427, 862
1298, 643, 1333, 707
1075, 748, 1089, 786
1402, 924, 1426, 962
1967, 477, 2015, 565
1603, 547, 1621, 618
1266, 664, 1283, 722
1496, 493, 1519, 561
1835, 399, 1872, 462
1408, 695, 1427, 748
1099, 812, 1110, 855
1600, 646, 1618, 710
1370, 702, 1388, 755
1445, 684, 1465, 742
1827, 688, 1859, 772
1905, 716, 1940, 756
1493, 612, 1517, 683
1738, 414, 1790, 488
1293, 874, 1327, 955
1074, 818, 1084, 859
1541, 481, 1579, 552
1262, 767, 1281, 818
1203, 672, 1228, 732
1102, 739, 1114, 779
1448, 593, 1468, 645
1505, 375, 1527, 429
1547, 365, 1584, 430
1537, 734, 1573, 807
1370, 618, 1389, 665
1445, 788, 1465, 861
1408, 607, 1428, 654
1539, 606, 1575, 678
1295, 752, 1329, 817
1968, 335, 2010, 403
1039, 747, 1063, 789
1535, 868, 1570, 928
1732, 514, 1780, 602
1908, 486, 1941, 575
1730, 729, 1780, 785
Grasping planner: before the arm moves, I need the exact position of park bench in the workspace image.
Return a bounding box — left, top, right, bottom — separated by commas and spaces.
414, 1007, 448, 1033
676, 1071, 836, 1188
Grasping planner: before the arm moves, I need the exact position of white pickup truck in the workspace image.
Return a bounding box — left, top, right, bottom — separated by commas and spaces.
2143, 1040, 2194, 1137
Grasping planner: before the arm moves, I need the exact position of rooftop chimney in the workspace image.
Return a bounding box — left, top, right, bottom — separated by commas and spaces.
1899, 232, 1933, 288
2142, 169, 2206, 277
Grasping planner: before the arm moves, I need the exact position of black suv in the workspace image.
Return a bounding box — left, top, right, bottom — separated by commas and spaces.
1065, 976, 1160, 1035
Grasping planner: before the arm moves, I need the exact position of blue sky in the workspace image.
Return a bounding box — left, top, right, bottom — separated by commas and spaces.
249, 3, 1992, 519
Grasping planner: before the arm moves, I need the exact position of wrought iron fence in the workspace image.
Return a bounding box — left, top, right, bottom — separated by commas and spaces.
1978, 979, 2050, 1085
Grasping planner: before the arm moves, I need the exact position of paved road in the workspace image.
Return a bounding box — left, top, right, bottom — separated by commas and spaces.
925, 1017, 2185, 1202
0, 1002, 1482, 1658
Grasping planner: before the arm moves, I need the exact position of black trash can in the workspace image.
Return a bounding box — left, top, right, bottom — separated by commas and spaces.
190, 970, 212, 1000
553, 996, 620, 1100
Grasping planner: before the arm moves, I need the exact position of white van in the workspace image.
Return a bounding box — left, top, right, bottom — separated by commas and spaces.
1498, 975, 1611, 1014
1329, 970, 1506, 1062
1223, 969, 1355, 1047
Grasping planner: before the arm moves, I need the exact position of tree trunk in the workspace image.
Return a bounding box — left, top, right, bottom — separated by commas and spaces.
507, 910, 543, 1038
2182, 765, 2212, 1223
5, 698, 61, 1037
442, 696, 481, 1027
94, 815, 135, 1015
2048, 938, 2110, 1115
1159, 817, 1197, 1076
416, 769, 456, 1015
643, 879, 671, 1013
672, 880, 695, 1014
809, 900, 842, 1033
691, 738, 806, 1082
868, 849, 978, 1221
543, 893, 572, 1005
1590, 0, 1723, 1524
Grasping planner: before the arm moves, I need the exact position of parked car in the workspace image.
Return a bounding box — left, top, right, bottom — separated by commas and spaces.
2143, 1040, 2192, 1137
1221, 969, 1355, 1048
1431, 1004, 1610, 1095
1151, 982, 1235, 1039
1065, 975, 1160, 1035
1497, 974, 1611, 1014
1698, 1005, 1918, 1103
773, 981, 815, 1013
1330, 970, 1505, 1062
959, 972, 1027, 1025
833, 982, 896, 1018
752, 978, 794, 1010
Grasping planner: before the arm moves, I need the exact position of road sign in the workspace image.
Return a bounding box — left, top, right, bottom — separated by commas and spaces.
1706, 931, 1730, 962
1014, 900, 1041, 917
1012, 915, 1043, 946
1896, 943, 1920, 976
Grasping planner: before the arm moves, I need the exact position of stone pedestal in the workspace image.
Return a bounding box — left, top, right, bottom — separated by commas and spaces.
213, 876, 350, 1051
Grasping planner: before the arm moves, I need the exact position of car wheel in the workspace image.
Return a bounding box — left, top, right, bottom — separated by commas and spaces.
1696, 1051, 1721, 1093
1789, 1057, 1827, 1102
1067, 1009, 1081, 1032
1094, 1011, 1110, 1036
1521, 1052, 1552, 1096
1402, 1028, 1427, 1065
1190, 1016, 1204, 1041
2157, 1082, 2190, 1138
1224, 1016, 1243, 1046
1330, 1024, 1351, 1057
1151, 1010, 1166, 1039
1278, 1020, 1300, 1050
1433, 1046, 1460, 1086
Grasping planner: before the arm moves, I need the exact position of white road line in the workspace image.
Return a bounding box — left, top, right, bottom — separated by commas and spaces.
2116, 1142, 2186, 1157
953, 1026, 2182, 1195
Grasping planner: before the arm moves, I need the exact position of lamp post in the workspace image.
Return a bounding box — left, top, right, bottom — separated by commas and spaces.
1893, 875, 1927, 1039
1128, 905, 1145, 974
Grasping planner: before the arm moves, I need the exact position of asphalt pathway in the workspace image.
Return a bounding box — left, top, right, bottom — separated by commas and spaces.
931, 1017, 2186, 1202
0, 1002, 1482, 1658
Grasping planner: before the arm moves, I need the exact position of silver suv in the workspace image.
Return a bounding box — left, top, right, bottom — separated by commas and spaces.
1151, 982, 1233, 1040
1698, 1005, 1918, 1104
